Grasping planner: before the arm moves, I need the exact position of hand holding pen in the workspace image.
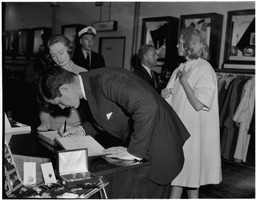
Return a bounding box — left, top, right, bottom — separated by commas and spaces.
59, 121, 85, 137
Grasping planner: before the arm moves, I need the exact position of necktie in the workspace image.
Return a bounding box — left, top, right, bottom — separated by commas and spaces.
150, 70, 157, 88
86, 52, 90, 68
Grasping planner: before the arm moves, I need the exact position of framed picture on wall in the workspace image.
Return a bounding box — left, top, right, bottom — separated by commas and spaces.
141, 16, 180, 71
16, 29, 33, 58
32, 27, 52, 56
223, 9, 255, 70
3, 30, 18, 58
61, 24, 86, 51
180, 13, 223, 69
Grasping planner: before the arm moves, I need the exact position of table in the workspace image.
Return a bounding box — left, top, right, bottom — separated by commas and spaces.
8, 132, 152, 198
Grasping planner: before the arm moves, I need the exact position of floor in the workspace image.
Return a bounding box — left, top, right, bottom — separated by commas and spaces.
199, 159, 255, 199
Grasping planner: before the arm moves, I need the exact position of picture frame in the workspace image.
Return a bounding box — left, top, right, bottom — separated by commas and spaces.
32, 27, 52, 56
3, 30, 18, 58
180, 13, 223, 69
141, 16, 180, 71
223, 9, 255, 70
61, 24, 86, 51
16, 29, 33, 58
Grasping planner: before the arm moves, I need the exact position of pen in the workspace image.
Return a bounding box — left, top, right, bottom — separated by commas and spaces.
63, 120, 67, 133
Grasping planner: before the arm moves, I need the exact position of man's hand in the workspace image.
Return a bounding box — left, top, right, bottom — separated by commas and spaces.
37, 122, 50, 131
103, 146, 141, 160
59, 125, 84, 137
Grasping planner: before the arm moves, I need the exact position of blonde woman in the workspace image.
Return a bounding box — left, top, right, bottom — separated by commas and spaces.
162, 26, 222, 198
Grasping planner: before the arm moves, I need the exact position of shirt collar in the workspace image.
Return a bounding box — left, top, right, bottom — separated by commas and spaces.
141, 64, 152, 77
78, 74, 86, 100
81, 48, 90, 56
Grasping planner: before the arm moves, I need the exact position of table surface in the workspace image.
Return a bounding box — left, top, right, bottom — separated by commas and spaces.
7, 132, 165, 198
8, 132, 150, 177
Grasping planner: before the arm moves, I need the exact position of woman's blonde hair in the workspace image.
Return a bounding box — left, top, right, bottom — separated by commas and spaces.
179, 26, 209, 60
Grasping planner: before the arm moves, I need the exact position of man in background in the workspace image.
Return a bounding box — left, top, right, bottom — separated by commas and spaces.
133, 44, 161, 93
73, 26, 105, 70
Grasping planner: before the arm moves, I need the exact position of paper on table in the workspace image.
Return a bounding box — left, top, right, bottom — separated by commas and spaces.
56, 135, 105, 157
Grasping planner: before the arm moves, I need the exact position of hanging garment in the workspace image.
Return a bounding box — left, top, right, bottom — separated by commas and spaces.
233, 78, 255, 162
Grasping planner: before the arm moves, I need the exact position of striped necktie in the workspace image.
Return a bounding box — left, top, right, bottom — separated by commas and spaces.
150, 70, 157, 88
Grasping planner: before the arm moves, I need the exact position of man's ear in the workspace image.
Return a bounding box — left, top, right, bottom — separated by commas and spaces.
79, 38, 82, 45
59, 84, 70, 95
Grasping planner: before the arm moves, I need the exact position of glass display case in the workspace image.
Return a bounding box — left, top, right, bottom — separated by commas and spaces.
16, 29, 33, 58
32, 27, 52, 56
3, 30, 18, 58
61, 24, 86, 50
223, 9, 255, 70
180, 12, 223, 69
141, 16, 180, 72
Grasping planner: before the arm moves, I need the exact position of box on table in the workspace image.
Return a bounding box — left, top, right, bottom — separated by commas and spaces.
57, 148, 101, 188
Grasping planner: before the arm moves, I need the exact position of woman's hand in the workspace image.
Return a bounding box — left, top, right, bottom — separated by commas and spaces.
37, 123, 50, 131
161, 88, 172, 99
178, 67, 191, 85
58, 125, 85, 137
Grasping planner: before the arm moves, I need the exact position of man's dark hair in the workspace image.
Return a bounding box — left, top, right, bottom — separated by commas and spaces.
37, 65, 76, 101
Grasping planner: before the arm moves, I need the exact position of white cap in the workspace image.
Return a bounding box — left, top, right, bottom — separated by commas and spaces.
78, 26, 96, 37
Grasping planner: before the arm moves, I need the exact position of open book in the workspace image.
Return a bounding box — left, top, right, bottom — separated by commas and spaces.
38, 131, 105, 157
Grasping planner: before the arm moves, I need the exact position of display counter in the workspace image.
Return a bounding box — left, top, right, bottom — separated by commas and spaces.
8, 132, 151, 198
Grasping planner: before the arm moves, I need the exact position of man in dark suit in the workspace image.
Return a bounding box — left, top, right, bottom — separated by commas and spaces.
37, 66, 190, 198
73, 26, 105, 70
133, 44, 161, 93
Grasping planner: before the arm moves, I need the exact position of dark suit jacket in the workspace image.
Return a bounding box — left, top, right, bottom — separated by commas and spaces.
133, 64, 160, 93
79, 67, 190, 185
73, 48, 105, 70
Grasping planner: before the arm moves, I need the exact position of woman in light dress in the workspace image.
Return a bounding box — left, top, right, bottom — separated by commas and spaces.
37, 35, 87, 131
162, 26, 222, 198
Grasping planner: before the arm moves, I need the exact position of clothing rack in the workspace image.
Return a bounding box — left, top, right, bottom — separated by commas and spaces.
215, 68, 255, 76
217, 69, 255, 166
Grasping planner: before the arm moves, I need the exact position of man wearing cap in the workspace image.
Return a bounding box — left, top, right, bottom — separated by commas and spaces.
73, 26, 106, 70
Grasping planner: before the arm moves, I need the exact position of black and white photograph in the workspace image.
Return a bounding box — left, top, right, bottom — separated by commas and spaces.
2, 1, 255, 199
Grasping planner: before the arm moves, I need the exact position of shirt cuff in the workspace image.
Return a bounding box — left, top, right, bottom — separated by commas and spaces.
131, 154, 142, 161
78, 125, 86, 136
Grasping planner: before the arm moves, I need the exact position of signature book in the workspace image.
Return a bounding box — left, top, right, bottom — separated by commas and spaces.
37, 131, 105, 157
